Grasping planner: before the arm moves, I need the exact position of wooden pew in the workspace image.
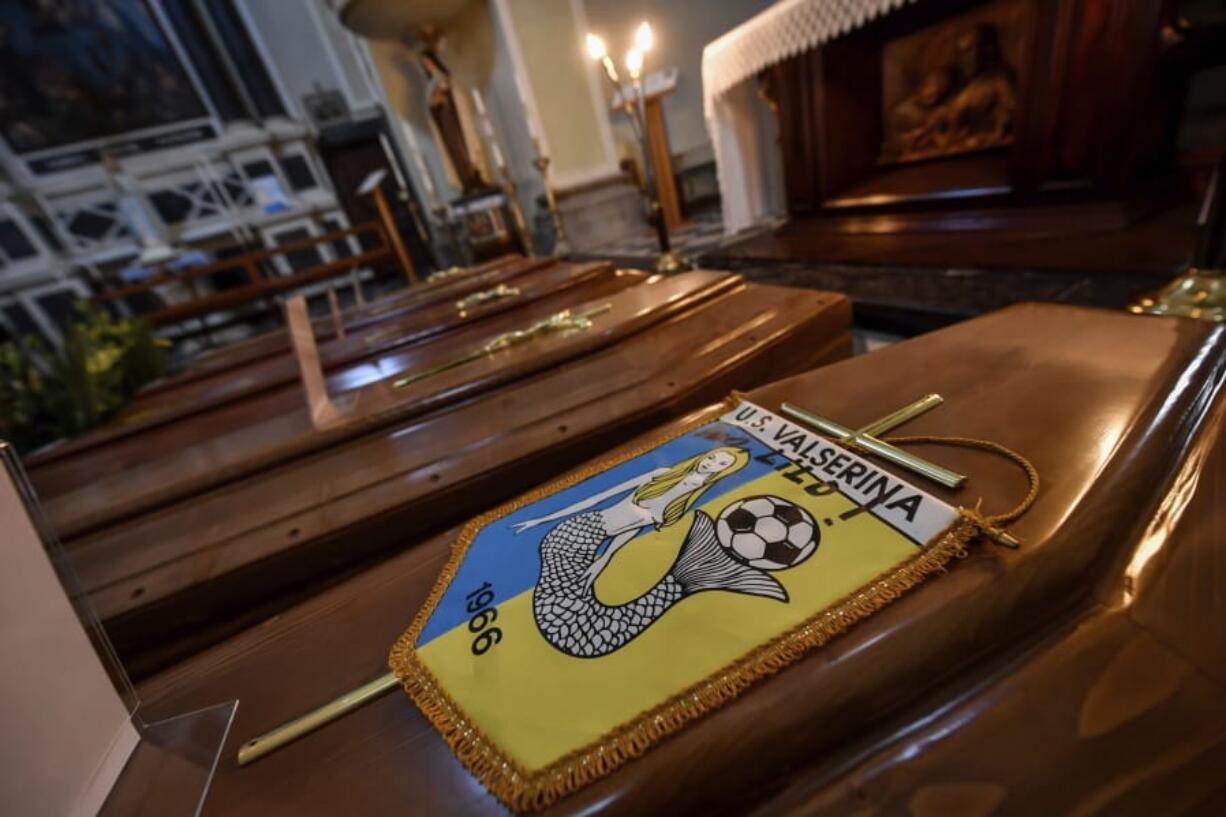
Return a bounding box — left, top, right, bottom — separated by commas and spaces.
92, 222, 398, 328
124, 303, 1226, 816
153, 253, 545, 387
44, 272, 852, 670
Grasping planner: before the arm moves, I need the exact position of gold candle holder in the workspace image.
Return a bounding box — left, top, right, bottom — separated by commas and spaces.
531, 141, 571, 256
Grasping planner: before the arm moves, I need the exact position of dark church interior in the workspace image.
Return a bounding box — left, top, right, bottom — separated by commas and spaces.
2, 1, 1225, 815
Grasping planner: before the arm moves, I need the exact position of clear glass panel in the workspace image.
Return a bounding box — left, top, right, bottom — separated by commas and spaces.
98, 702, 238, 817
0, 442, 140, 716
2, 443, 236, 814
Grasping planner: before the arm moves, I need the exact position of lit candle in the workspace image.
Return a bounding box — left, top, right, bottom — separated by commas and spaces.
625, 47, 643, 81
634, 22, 653, 53
585, 33, 606, 60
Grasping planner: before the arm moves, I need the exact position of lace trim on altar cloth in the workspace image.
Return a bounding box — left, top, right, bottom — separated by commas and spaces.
702, 0, 915, 112
701, 0, 917, 234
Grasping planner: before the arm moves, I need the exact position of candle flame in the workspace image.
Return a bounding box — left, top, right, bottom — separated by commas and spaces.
625, 47, 643, 80
585, 33, 607, 60
634, 21, 653, 52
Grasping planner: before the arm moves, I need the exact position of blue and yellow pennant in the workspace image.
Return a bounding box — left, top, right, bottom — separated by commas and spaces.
392, 397, 968, 812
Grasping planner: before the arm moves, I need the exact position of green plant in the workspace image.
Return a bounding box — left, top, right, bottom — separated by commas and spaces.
0, 303, 168, 455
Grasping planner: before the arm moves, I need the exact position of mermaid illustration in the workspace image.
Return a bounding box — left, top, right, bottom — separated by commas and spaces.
512, 446, 787, 658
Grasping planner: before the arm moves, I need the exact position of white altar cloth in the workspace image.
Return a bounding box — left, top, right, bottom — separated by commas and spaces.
702, 0, 914, 233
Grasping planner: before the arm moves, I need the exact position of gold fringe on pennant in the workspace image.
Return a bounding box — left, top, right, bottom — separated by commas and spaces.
388, 394, 1028, 813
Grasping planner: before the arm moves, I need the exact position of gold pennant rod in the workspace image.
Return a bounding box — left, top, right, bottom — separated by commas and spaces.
780, 399, 967, 489
783, 398, 1021, 548
233, 396, 943, 767
856, 393, 944, 438
393, 303, 612, 390
237, 672, 398, 766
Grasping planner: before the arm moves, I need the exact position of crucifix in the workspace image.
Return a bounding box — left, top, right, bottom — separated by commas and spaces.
780, 395, 965, 488
234, 393, 1004, 767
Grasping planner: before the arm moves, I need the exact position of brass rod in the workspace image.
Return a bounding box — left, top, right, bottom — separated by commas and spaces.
856, 393, 943, 438
237, 671, 399, 766
780, 402, 966, 489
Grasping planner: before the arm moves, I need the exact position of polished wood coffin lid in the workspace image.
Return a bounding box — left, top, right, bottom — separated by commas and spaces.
130, 303, 1225, 816
60, 277, 851, 663
28, 266, 645, 499
26, 257, 606, 473
46, 270, 739, 540
141, 253, 542, 390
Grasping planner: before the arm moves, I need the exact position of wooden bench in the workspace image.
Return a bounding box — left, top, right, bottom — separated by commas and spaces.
92, 222, 401, 328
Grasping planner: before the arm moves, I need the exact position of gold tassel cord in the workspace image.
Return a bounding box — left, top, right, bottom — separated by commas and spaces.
884, 434, 1040, 548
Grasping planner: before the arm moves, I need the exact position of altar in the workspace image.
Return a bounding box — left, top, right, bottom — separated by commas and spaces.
701, 0, 1222, 323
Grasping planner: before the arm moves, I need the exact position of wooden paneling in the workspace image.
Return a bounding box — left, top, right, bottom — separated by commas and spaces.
769, 0, 1183, 222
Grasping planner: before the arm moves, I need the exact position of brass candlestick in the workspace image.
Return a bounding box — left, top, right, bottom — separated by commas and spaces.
1130, 157, 1225, 322
531, 145, 572, 256
500, 173, 537, 257
432, 204, 464, 266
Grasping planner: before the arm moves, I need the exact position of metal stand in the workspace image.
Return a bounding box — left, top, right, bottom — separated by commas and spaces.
590, 34, 690, 273
531, 145, 572, 256
0, 445, 236, 817
1131, 156, 1224, 322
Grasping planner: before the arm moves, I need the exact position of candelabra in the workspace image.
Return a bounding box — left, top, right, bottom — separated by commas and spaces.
585, 23, 686, 273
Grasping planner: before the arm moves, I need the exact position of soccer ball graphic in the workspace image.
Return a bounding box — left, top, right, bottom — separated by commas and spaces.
715, 495, 819, 571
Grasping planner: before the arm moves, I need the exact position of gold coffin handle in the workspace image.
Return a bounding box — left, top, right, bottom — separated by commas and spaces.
455, 283, 520, 312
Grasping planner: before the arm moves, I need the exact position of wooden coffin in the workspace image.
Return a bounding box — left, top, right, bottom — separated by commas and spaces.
144, 252, 541, 388
50, 272, 851, 666
27, 262, 642, 499
26, 257, 607, 478
124, 303, 1226, 816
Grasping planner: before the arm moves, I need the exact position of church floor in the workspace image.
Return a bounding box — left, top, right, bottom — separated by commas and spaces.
568, 203, 1195, 338
701, 203, 1197, 335
701, 257, 1176, 337
571, 207, 729, 268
